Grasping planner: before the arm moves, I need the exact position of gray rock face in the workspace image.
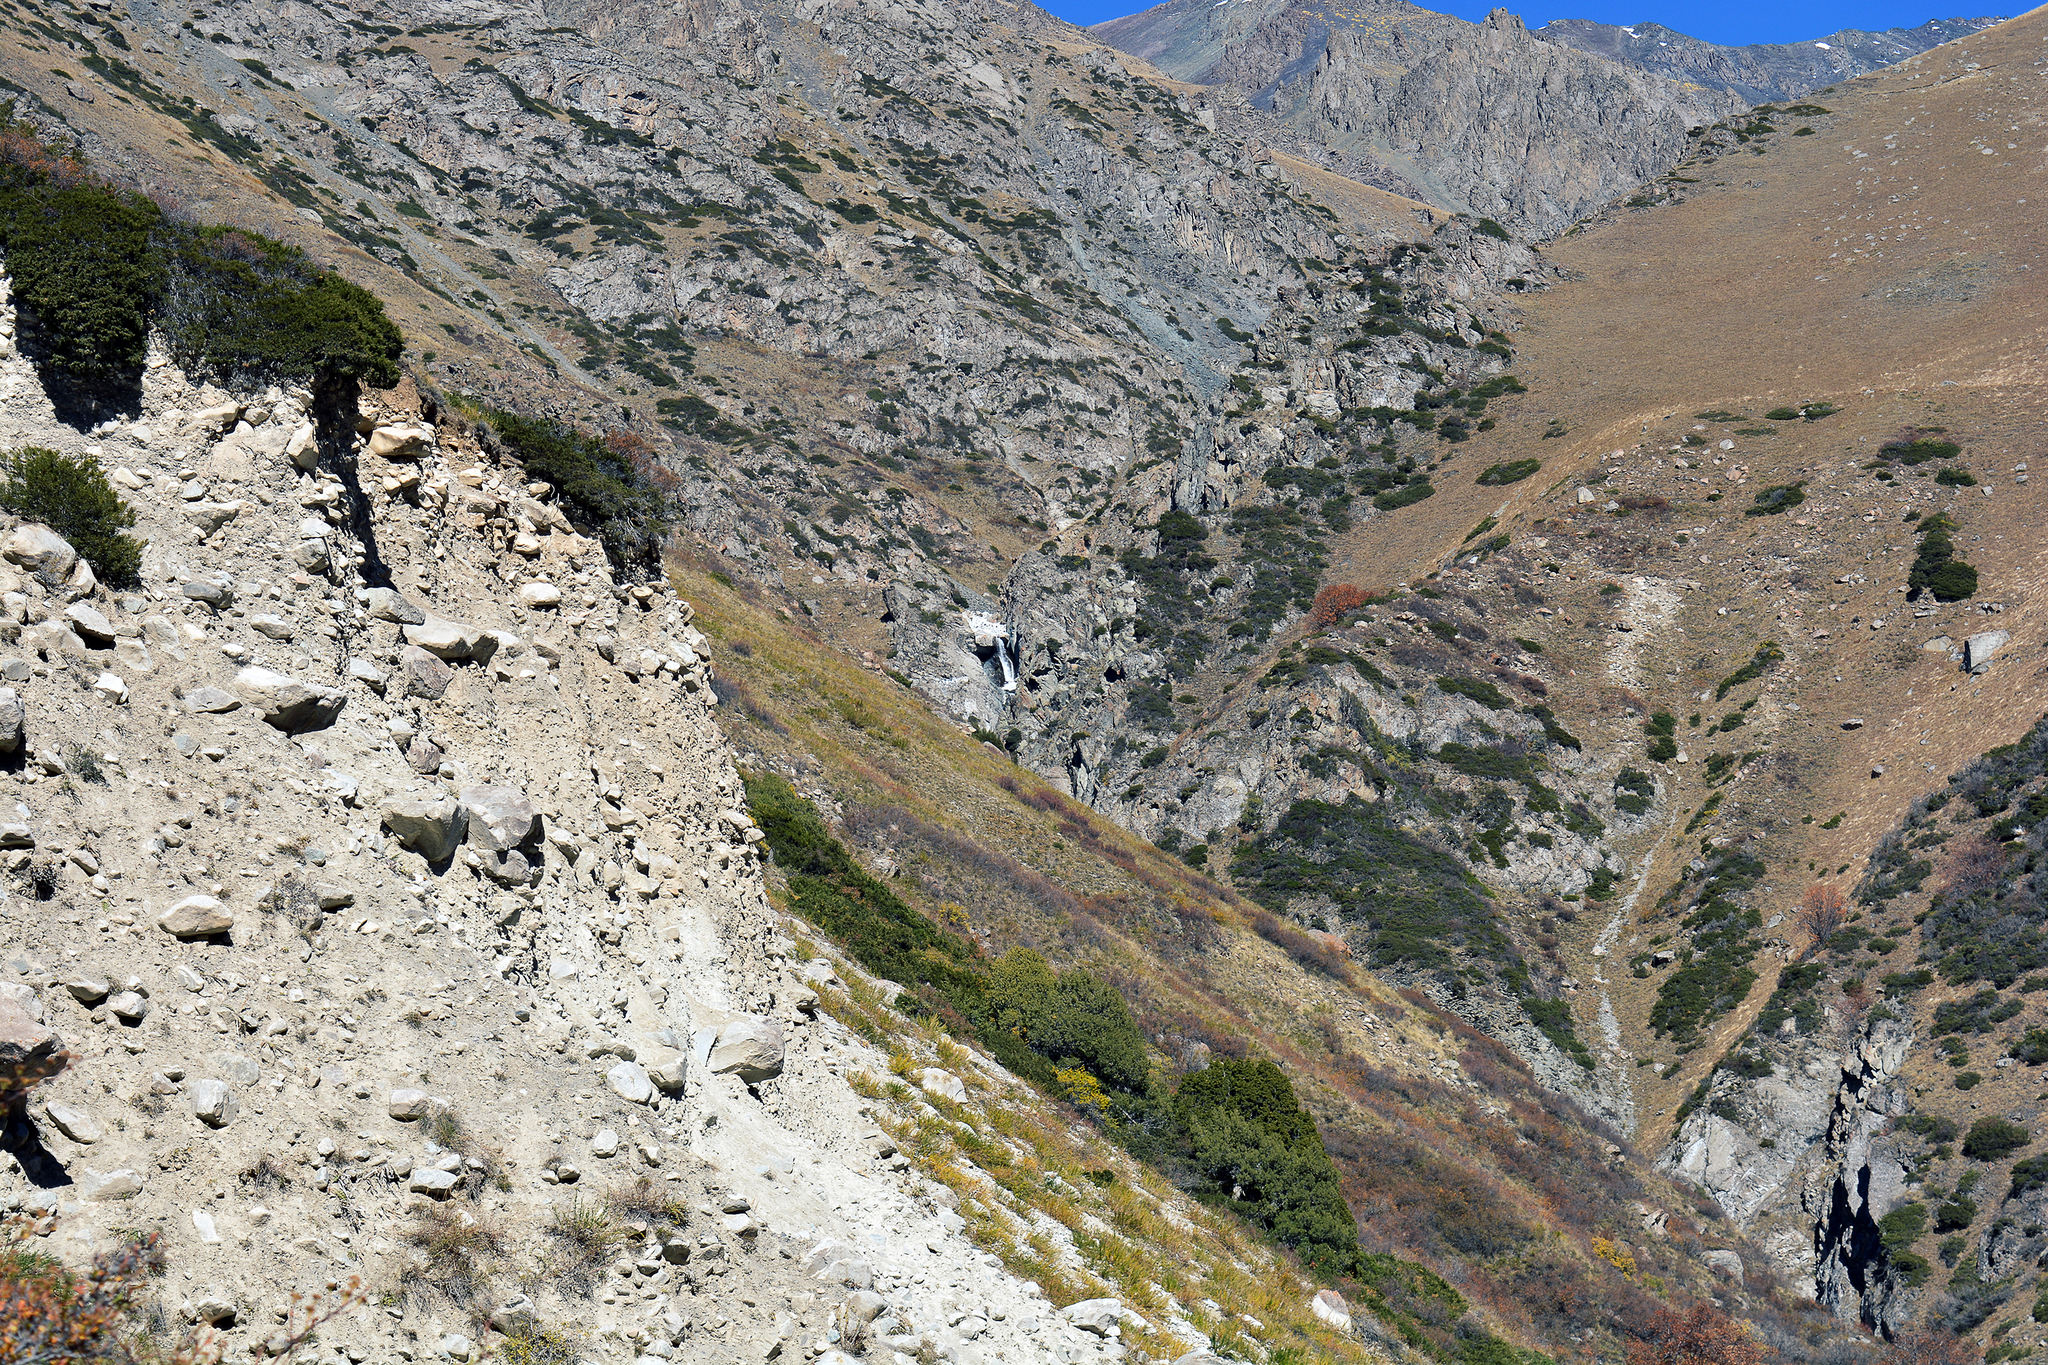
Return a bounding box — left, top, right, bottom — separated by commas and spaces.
1658, 1015, 1917, 1334
1096, 0, 1983, 234
1297, 10, 1739, 238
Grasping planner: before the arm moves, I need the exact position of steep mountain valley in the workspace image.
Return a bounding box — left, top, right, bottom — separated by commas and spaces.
0, 0, 2044, 1360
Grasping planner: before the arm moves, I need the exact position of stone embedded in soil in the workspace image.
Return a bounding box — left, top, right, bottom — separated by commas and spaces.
158, 895, 231, 937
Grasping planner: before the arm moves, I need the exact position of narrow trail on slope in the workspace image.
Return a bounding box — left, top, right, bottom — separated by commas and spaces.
1594, 808, 1680, 1138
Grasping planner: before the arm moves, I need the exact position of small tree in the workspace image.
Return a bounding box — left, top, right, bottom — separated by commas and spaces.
1795, 884, 1846, 956
1308, 583, 1369, 629
0, 448, 142, 587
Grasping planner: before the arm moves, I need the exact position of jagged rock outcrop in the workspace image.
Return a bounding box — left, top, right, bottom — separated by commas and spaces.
1298, 10, 1741, 237
1659, 1014, 1916, 1331
1096, 0, 1989, 235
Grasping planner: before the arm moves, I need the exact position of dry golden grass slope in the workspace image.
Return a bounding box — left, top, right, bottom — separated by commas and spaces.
1375, 3, 2048, 1141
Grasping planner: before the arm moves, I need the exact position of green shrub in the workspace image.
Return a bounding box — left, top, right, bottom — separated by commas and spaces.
1473, 218, 1511, 241
2014, 1029, 2048, 1064
1877, 1202, 1933, 1285
1435, 743, 1539, 782
1476, 459, 1541, 486
1763, 407, 1799, 421
1928, 562, 1980, 601
0, 448, 141, 586
1744, 482, 1805, 516
1884, 435, 1960, 465
1909, 513, 1977, 602
159, 225, 402, 388
1756, 962, 1825, 1034
1436, 674, 1510, 710
1175, 1057, 1359, 1275
487, 411, 671, 574
1372, 481, 1435, 511
1899, 1114, 1960, 1144
0, 180, 160, 393
0, 120, 401, 399
1934, 1196, 1978, 1231
1962, 1117, 2030, 1161
987, 949, 1150, 1091
1714, 643, 1784, 700
1936, 467, 1977, 487
2011, 1154, 2048, 1198
1643, 710, 1678, 762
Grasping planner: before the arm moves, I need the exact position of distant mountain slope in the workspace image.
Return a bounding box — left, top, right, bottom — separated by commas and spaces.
1093, 0, 2004, 234
1530, 14, 2004, 105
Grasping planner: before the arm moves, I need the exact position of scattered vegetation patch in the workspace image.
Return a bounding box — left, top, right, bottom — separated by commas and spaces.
1476, 459, 1541, 486
0, 447, 142, 587
1234, 795, 1506, 978
485, 413, 673, 577
1714, 642, 1784, 700
1744, 483, 1805, 517
1908, 512, 1978, 602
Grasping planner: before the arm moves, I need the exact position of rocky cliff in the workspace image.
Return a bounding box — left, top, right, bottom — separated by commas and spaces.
1093, 0, 1996, 236
1295, 9, 1740, 239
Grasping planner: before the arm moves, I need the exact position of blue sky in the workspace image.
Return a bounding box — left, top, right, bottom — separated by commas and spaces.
1060, 0, 1998, 46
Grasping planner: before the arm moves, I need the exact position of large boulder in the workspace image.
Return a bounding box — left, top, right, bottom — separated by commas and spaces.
189, 1078, 237, 1127
381, 796, 467, 862
363, 587, 426, 625
232, 667, 344, 733
801, 1240, 874, 1288
1966, 630, 2011, 674
1062, 1300, 1123, 1337
404, 617, 490, 661
1309, 1288, 1352, 1332
0, 688, 22, 753
917, 1068, 966, 1102
0, 984, 63, 1101
159, 895, 232, 938
397, 645, 454, 700
63, 604, 115, 646
458, 785, 540, 852
367, 425, 434, 459
708, 1015, 784, 1082
2, 524, 76, 579
606, 1061, 654, 1105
